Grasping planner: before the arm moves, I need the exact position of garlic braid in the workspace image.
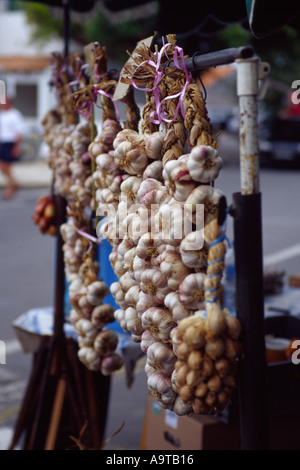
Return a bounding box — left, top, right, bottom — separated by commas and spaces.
184, 82, 217, 149
173, 217, 241, 415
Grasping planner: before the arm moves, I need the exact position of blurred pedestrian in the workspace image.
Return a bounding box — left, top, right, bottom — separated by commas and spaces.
0, 97, 24, 199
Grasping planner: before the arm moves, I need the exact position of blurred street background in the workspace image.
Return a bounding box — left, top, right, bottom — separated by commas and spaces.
1, 130, 300, 449
0, 0, 300, 451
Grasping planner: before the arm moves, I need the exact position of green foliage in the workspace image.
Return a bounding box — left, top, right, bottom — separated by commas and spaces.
18, 1, 158, 62
17, 2, 63, 41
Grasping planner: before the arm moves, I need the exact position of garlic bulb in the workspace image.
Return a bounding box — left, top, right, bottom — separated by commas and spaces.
76, 318, 98, 346
78, 346, 102, 371
113, 130, 149, 175
110, 281, 127, 309
136, 232, 166, 266
187, 145, 223, 183
93, 329, 118, 356
91, 304, 115, 329
163, 158, 196, 202
101, 352, 124, 376
144, 131, 165, 159
136, 291, 159, 316
141, 307, 175, 342
137, 178, 163, 202
146, 342, 177, 376
124, 284, 140, 308
120, 176, 142, 205
147, 372, 176, 408
159, 250, 192, 290
140, 330, 157, 354
153, 202, 187, 246
140, 268, 171, 304
143, 160, 163, 181
164, 292, 191, 324
124, 307, 144, 336
185, 185, 224, 225
86, 280, 109, 306
178, 272, 206, 309
180, 231, 208, 269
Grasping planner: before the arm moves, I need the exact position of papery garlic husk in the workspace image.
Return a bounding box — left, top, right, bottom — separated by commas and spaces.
60, 223, 78, 245
93, 329, 118, 356
101, 352, 123, 376
91, 304, 115, 329
141, 306, 176, 343
178, 272, 206, 310
162, 157, 196, 202
146, 342, 176, 376
185, 185, 224, 225
147, 371, 177, 408
187, 145, 223, 183
140, 268, 171, 303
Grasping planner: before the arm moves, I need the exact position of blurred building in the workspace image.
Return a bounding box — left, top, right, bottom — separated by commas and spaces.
0, 4, 78, 128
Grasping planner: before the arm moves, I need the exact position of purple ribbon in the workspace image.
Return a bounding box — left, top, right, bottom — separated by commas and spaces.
76, 85, 120, 122
66, 206, 102, 253
130, 41, 191, 125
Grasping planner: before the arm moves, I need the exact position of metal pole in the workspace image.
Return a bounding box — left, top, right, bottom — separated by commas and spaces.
166, 46, 255, 71
233, 58, 269, 450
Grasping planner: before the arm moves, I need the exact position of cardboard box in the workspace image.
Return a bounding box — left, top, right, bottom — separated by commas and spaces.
140, 393, 300, 450
141, 394, 240, 450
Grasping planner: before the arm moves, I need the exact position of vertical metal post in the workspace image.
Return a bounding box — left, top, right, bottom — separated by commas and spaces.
233, 58, 269, 449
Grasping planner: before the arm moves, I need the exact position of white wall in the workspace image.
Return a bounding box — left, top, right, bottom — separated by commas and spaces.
0, 10, 65, 56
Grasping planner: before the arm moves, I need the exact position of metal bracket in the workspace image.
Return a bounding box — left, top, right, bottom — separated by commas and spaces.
258, 61, 271, 100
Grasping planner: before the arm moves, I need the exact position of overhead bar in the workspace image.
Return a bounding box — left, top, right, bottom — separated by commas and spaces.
165, 45, 255, 71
